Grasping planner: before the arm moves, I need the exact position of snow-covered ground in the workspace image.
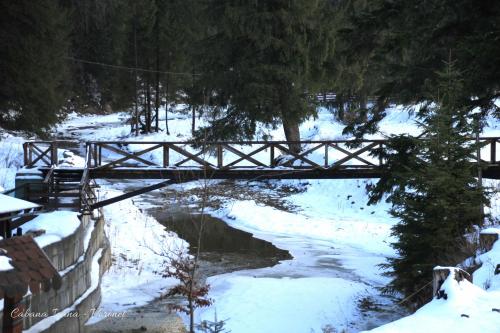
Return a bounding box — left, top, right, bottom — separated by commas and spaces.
1, 104, 499, 332
53, 106, 500, 332
86, 188, 187, 322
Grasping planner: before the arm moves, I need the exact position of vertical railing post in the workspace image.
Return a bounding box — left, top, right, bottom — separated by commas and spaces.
379, 143, 383, 166
94, 144, 98, 167
270, 144, 275, 167
23, 143, 28, 166
163, 144, 169, 167
28, 144, 33, 167
491, 139, 496, 164
98, 144, 102, 166
85, 142, 92, 167
217, 144, 223, 168
51, 141, 58, 166
324, 143, 329, 168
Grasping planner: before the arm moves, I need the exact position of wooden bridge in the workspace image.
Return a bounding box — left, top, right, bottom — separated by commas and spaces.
15, 138, 500, 213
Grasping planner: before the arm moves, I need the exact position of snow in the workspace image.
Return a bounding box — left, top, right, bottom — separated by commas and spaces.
365, 266, 500, 333
22, 211, 81, 248
0, 130, 26, 191
0, 254, 13, 271
211, 199, 394, 257
204, 275, 366, 333
85, 187, 187, 323
0, 102, 496, 332
473, 230, 500, 291
0, 193, 40, 214
52, 106, 500, 332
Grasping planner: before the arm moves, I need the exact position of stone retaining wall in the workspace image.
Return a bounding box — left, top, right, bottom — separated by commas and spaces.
0, 211, 111, 333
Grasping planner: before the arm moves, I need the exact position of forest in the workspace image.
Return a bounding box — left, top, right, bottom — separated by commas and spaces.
1, 0, 500, 322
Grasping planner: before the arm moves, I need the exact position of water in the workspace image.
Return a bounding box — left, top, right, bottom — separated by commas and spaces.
148, 206, 292, 277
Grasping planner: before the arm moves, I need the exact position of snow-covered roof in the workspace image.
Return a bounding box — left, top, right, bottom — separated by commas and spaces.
0, 194, 40, 214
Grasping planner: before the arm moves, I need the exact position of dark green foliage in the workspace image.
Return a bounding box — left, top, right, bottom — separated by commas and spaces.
335, 0, 500, 138
0, 0, 69, 133
368, 62, 489, 307
195, 0, 336, 143
63, 0, 134, 112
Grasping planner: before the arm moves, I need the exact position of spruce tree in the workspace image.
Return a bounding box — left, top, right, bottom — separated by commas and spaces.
368, 61, 489, 307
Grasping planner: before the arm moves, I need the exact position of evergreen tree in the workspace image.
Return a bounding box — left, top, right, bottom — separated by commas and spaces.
368, 61, 489, 307
195, 0, 336, 150
0, 0, 70, 133
334, 0, 500, 139
63, 0, 133, 113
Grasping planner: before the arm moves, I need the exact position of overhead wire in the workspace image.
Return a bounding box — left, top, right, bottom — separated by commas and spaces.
65, 56, 201, 76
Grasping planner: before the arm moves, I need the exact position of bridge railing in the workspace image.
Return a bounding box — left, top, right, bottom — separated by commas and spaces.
84, 140, 392, 170
23, 138, 500, 170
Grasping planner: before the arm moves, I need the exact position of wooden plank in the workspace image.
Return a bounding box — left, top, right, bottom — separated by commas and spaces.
163, 144, 169, 167
491, 139, 496, 163
217, 145, 223, 168
43, 166, 55, 183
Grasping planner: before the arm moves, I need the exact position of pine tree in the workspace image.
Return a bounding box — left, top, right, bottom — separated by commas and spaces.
368, 61, 489, 307
0, 0, 70, 133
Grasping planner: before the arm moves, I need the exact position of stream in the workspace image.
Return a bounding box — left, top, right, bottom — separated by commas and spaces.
54, 121, 407, 332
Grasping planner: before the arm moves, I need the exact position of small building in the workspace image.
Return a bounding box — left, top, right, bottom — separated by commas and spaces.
0, 235, 61, 333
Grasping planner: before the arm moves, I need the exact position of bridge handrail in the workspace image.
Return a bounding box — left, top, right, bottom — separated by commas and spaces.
24, 137, 500, 145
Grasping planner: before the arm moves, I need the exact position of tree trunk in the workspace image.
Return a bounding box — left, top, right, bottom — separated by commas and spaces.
146, 77, 152, 133
165, 74, 170, 135
189, 298, 194, 333
191, 67, 196, 135
154, 4, 160, 132
282, 113, 301, 154
191, 105, 196, 135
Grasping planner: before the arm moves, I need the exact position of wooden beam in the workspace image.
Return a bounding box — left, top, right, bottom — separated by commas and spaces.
328, 143, 376, 166
168, 144, 215, 168
280, 143, 326, 167
223, 143, 268, 168
330, 142, 378, 167
90, 179, 179, 210
274, 144, 322, 168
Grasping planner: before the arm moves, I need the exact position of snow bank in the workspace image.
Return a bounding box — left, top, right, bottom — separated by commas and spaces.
23, 211, 81, 248
211, 198, 394, 256
86, 187, 187, 322
366, 235, 500, 333
474, 229, 500, 291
